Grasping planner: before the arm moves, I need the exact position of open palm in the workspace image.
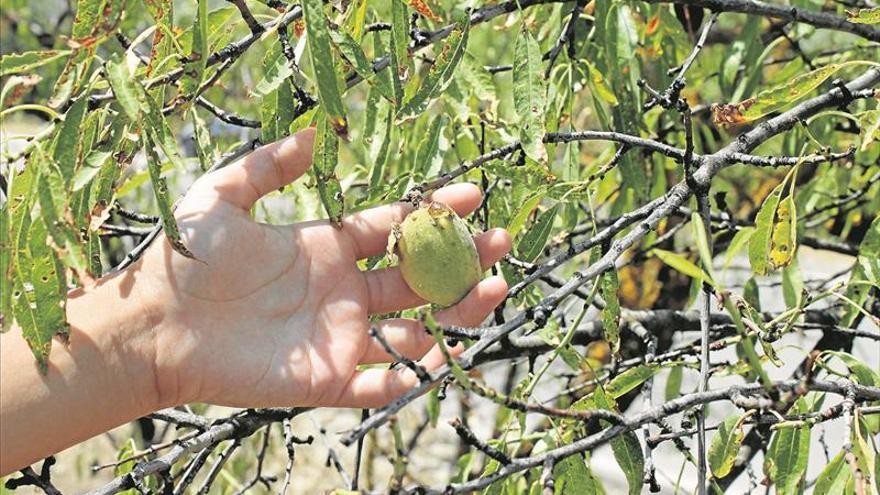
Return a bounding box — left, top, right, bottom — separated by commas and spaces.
133, 129, 511, 409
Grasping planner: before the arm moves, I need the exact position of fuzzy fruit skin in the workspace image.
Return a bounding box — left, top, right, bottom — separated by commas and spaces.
396, 202, 481, 307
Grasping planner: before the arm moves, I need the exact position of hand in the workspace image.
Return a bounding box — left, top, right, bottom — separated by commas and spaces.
135, 128, 512, 409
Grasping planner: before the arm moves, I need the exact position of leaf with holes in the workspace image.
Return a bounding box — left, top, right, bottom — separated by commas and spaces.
600, 269, 622, 354
847, 7, 880, 24
513, 24, 547, 163
769, 195, 797, 270
725, 61, 871, 123
397, 22, 469, 121
302, 0, 348, 138
312, 113, 345, 226
0, 50, 70, 77
177, 0, 208, 105
14, 218, 68, 372
144, 133, 194, 259
330, 30, 395, 103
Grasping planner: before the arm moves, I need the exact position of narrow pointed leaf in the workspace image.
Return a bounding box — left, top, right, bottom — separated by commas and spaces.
709, 414, 748, 478
397, 21, 469, 120
178, 0, 209, 103
513, 25, 547, 163
748, 183, 783, 275
330, 30, 395, 102
302, 0, 348, 137
312, 114, 345, 226
600, 269, 621, 354
0, 50, 71, 77
516, 204, 559, 262
144, 133, 194, 258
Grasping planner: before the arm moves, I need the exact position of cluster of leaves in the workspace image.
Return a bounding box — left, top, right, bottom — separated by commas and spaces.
1, 0, 879, 492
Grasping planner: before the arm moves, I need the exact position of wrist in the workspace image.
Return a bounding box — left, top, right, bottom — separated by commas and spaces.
67, 260, 178, 413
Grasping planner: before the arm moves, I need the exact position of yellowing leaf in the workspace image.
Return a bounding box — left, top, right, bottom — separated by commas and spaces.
856, 109, 880, 151
709, 413, 750, 478
749, 182, 783, 276
716, 61, 872, 124
769, 196, 797, 269
585, 60, 618, 106
652, 248, 715, 286
847, 7, 880, 24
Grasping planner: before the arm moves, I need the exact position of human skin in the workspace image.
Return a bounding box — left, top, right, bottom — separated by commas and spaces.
0, 128, 512, 475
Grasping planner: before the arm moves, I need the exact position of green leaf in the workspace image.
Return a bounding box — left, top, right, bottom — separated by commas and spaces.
604, 364, 656, 399
766, 397, 816, 494
781, 257, 803, 308
593, 387, 644, 495
312, 113, 344, 226
0, 50, 70, 77
191, 109, 215, 171
843, 215, 880, 326
516, 204, 559, 262
143, 133, 194, 259
748, 183, 783, 276
724, 226, 754, 272
106, 57, 186, 173
37, 159, 89, 279
737, 61, 871, 122
14, 218, 68, 372
508, 193, 544, 238
330, 30, 395, 103
600, 269, 621, 354
53, 93, 89, 186
813, 451, 850, 494
653, 248, 714, 285
2, 161, 40, 333
142, 0, 175, 74
513, 24, 548, 163
457, 54, 497, 103
397, 21, 469, 121
709, 414, 749, 478
847, 7, 880, 24
302, 0, 348, 137
178, 0, 209, 103
368, 104, 394, 194
823, 351, 880, 387
104, 58, 141, 120
665, 365, 683, 401
413, 116, 446, 178
554, 454, 605, 494
73, 150, 113, 191
856, 109, 880, 151
253, 46, 294, 98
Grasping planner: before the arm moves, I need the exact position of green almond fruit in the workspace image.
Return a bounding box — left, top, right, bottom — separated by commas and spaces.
391, 201, 481, 307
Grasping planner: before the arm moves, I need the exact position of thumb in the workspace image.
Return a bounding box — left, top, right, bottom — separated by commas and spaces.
196, 128, 316, 210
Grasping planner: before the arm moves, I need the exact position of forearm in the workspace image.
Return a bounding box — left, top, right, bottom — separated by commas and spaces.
0, 266, 166, 476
